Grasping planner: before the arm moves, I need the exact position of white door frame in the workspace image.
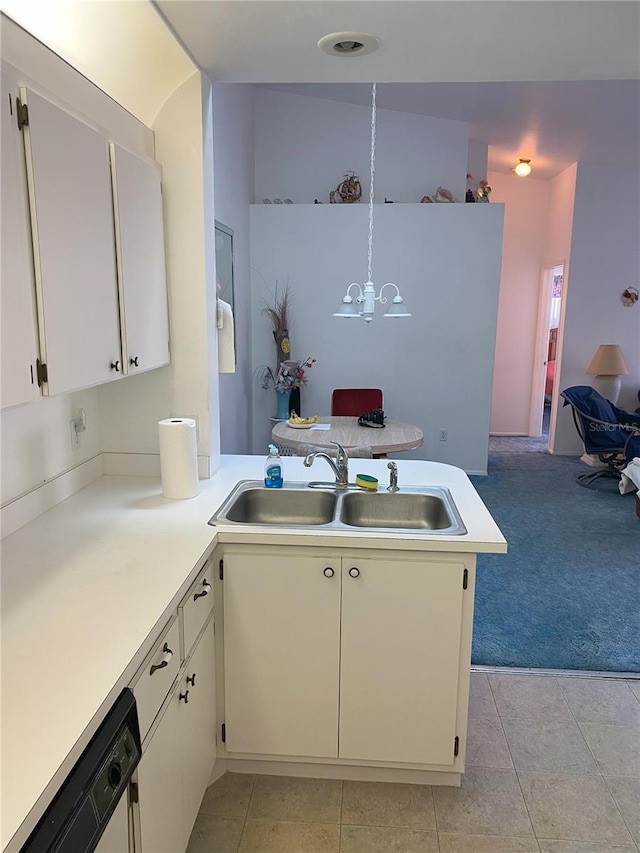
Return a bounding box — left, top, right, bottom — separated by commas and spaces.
529, 261, 565, 437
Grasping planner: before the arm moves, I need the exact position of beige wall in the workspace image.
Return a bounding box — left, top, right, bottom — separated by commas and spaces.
488, 171, 552, 435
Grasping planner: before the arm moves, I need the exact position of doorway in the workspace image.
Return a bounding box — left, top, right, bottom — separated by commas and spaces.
529, 262, 565, 448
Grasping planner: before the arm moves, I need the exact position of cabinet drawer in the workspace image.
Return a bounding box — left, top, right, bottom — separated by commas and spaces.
134, 619, 181, 741
180, 561, 214, 659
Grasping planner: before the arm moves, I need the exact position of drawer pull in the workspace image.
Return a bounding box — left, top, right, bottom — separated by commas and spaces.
323, 567, 335, 578
193, 579, 211, 601
149, 642, 173, 675
186, 673, 196, 687
179, 689, 190, 704
349, 567, 360, 578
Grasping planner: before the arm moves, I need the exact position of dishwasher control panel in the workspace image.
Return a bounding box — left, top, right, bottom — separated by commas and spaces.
92, 725, 140, 822
21, 688, 141, 853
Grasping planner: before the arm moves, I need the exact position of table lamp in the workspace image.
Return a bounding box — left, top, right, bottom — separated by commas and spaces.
586, 344, 629, 404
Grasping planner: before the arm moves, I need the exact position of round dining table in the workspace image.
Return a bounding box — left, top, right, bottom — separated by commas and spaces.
271, 416, 424, 456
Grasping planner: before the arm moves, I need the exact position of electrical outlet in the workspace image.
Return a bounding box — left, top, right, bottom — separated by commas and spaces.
439, 429, 448, 442
70, 408, 86, 451
71, 420, 81, 450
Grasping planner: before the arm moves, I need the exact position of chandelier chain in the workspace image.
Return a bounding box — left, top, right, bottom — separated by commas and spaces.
367, 82, 376, 283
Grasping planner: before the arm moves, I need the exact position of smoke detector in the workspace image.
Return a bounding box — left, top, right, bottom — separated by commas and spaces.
317, 31, 379, 57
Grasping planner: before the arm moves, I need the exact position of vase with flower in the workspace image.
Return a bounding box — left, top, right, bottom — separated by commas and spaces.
257, 357, 316, 420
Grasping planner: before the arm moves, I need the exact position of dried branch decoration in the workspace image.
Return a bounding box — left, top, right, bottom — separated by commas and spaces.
261, 279, 290, 332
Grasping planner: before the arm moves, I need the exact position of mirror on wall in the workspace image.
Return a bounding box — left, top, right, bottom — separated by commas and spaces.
215, 220, 234, 316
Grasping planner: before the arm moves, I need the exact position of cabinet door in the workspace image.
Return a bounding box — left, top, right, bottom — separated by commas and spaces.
110, 143, 169, 375
223, 552, 341, 757
137, 689, 185, 853
180, 617, 216, 837
21, 87, 121, 395
1, 64, 38, 409
340, 557, 465, 766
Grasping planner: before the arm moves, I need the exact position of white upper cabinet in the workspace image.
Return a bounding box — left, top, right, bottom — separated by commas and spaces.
1, 73, 170, 402
110, 144, 170, 375
21, 86, 122, 395
1, 64, 39, 410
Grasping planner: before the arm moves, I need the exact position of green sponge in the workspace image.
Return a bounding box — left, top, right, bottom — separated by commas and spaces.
355, 474, 378, 490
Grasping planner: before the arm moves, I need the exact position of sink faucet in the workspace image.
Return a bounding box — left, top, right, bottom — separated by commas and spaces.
387, 461, 399, 492
304, 441, 349, 489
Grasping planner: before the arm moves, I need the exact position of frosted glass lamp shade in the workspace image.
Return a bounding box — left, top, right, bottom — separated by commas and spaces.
333, 295, 362, 318
383, 295, 412, 317
514, 159, 532, 177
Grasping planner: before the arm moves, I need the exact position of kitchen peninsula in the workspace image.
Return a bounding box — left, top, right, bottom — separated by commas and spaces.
1, 455, 506, 852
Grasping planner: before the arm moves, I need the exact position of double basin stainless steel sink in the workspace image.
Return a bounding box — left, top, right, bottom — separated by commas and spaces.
209, 481, 467, 535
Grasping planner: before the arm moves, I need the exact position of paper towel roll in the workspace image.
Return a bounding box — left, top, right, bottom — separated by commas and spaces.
159, 418, 198, 499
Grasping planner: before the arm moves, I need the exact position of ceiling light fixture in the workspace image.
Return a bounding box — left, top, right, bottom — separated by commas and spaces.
333, 83, 411, 324
317, 31, 379, 57
514, 159, 532, 177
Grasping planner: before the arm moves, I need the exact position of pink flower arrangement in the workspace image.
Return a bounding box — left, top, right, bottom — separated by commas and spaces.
258, 357, 316, 392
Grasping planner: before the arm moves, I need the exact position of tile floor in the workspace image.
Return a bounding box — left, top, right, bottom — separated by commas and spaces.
187, 672, 640, 853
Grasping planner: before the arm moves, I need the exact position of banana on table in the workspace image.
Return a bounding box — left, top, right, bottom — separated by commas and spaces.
288, 411, 318, 425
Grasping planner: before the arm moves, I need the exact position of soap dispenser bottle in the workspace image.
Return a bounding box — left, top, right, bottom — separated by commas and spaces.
264, 443, 283, 488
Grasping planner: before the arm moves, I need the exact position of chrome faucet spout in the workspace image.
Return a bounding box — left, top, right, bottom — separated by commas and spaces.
387, 461, 399, 492
304, 441, 349, 489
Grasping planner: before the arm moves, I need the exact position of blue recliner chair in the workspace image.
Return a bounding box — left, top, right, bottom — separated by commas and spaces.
560, 386, 640, 489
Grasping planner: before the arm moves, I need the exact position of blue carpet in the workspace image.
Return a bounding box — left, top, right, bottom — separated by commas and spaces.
470, 451, 640, 672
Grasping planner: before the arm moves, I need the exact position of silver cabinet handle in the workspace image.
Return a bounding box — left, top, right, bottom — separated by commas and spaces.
193, 579, 211, 601
349, 567, 360, 578
149, 642, 173, 675
323, 567, 335, 578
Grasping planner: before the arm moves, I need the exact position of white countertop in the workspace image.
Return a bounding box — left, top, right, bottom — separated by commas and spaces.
0, 455, 506, 850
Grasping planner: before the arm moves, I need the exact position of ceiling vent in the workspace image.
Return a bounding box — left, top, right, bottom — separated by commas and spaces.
317, 32, 379, 57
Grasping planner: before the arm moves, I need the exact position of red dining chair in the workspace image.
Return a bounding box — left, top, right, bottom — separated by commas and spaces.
331, 388, 383, 417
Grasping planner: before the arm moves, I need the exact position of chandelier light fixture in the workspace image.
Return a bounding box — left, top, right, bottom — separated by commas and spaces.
333, 83, 411, 323
514, 158, 532, 177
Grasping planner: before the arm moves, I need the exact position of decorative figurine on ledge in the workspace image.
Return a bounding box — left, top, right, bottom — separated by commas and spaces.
477, 179, 492, 202
329, 172, 362, 203
434, 186, 455, 203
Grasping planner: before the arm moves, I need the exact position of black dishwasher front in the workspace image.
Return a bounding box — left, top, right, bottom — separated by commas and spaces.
21, 687, 141, 853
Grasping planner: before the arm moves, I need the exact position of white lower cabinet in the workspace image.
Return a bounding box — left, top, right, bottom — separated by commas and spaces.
137, 685, 183, 853
339, 556, 464, 765
137, 616, 215, 853
223, 552, 341, 758
181, 617, 216, 835
223, 548, 468, 769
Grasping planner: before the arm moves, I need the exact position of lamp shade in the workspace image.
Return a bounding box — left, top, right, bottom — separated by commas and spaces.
586, 344, 630, 376
383, 295, 412, 318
